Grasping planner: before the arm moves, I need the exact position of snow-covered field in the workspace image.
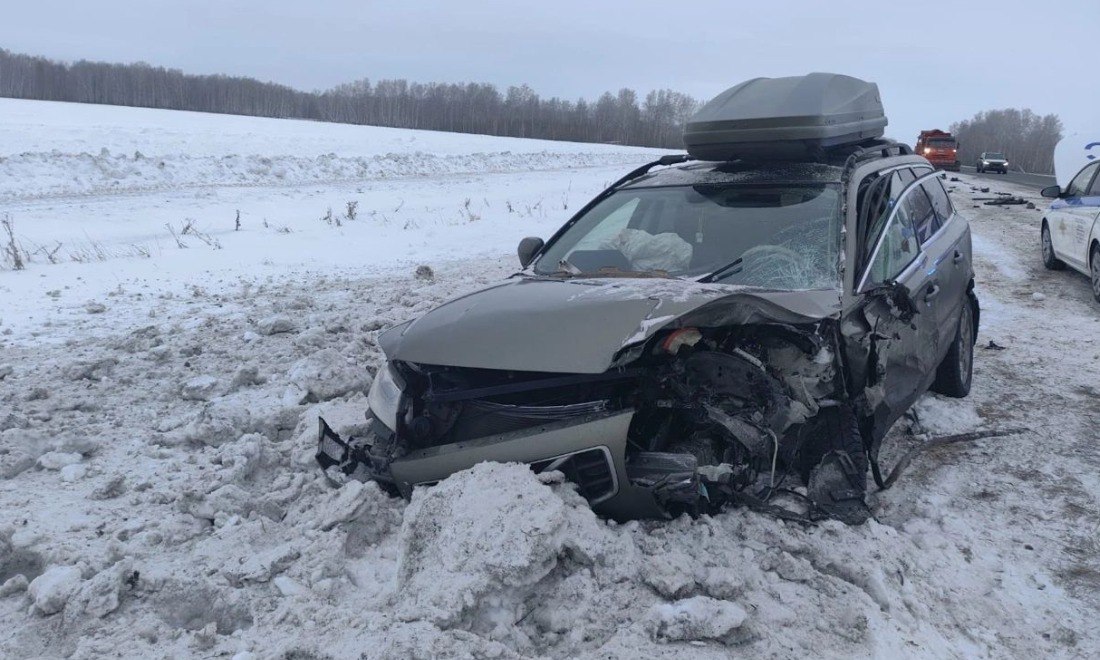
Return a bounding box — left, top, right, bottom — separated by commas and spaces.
0, 98, 660, 343
1, 101, 1099, 658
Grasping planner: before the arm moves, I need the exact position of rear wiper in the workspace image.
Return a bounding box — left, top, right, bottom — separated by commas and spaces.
697, 257, 744, 283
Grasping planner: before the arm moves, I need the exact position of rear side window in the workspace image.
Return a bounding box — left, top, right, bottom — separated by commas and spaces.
921, 178, 953, 230
1089, 171, 1100, 196
906, 185, 937, 243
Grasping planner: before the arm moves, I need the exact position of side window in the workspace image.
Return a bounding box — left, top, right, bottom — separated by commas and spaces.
1066, 163, 1100, 197
864, 202, 920, 287
1089, 171, 1100, 196
922, 178, 954, 228
895, 168, 916, 186
906, 184, 938, 243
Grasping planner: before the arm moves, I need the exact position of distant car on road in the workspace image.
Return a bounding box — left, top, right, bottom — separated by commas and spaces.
975, 152, 1008, 174
1040, 159, 1100, 302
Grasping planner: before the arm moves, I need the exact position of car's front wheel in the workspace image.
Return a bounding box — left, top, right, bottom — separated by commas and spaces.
1042, 223, 1065, 270
1091, 244, 1100, 303
932, 297, 975, 398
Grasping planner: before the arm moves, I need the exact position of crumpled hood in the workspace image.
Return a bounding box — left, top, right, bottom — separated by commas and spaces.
380, 277, 841, 373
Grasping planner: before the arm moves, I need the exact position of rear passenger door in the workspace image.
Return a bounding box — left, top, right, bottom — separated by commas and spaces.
917, 174, 971, 353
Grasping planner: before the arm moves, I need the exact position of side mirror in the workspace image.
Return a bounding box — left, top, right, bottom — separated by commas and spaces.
1040, 185, 1062, 199
517, 236, 544, 268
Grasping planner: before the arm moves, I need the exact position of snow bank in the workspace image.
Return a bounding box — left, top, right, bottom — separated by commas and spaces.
647, 596, 748, 643
0, 149, 651, 201
0, 97, 660, 201
0, 97, 659, 160
27, 565, 84, 615
394, 463, 617, 633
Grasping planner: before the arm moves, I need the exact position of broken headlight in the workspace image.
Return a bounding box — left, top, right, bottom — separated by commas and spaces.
367, 361, 402, 432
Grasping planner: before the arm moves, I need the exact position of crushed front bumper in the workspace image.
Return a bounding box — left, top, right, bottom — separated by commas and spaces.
316, 410, 670, 520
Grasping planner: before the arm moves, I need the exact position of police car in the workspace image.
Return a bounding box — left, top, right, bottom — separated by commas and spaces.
1040, 134, 1100, 302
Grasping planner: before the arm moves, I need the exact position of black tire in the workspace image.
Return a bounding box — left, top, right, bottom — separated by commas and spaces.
1091, 244, 1100, 303
932, 297, 975, 398
1041, 223, 1066, 270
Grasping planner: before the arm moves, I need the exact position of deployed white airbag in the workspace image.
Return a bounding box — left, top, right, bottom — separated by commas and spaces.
600, 228, 693, 272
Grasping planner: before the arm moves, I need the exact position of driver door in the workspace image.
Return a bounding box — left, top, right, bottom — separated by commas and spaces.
856, 180, 942, 433
1051, 162, 1100, 269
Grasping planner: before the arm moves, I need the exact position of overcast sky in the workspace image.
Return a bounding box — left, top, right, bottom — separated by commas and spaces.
3, 0, 1096, 143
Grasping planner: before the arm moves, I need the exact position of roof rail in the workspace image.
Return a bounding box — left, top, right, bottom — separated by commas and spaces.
835, 138, 912, 163
836, 139, 914, 182
607, 154, 693, 191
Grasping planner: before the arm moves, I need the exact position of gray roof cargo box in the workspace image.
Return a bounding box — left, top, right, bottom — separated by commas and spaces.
683, 73, 887, 161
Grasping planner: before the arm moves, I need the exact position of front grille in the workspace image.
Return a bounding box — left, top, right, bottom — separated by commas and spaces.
531, 447, 617, 504
447, 399, 608, 441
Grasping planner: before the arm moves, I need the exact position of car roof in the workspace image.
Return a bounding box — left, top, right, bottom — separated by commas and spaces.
621, 160, 846, 189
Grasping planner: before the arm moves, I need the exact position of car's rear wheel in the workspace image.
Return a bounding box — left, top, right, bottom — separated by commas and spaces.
1042, 223, 1065, 270
932, 297, 975, 398
1091, 244, 1100, 303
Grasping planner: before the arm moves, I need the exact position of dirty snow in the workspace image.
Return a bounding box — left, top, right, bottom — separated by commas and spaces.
1, 102, 1099, 658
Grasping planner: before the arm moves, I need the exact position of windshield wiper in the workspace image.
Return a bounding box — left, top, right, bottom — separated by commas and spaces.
697, 257, 744, 283
540, 260, 682, 281
557, 258, 583, 276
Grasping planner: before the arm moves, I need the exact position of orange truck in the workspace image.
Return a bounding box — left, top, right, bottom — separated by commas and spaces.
915, 129, 960, 171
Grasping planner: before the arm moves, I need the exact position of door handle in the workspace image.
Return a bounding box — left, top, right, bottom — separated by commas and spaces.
924, 283, 941, 301
953, 250, 965, 264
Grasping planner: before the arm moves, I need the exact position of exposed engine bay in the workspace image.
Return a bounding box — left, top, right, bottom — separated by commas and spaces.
317, 319, 871, 524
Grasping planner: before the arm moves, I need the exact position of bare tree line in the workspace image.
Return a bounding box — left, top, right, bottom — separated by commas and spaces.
950, 108, 1063, 174
1, 49, 1064, 166
0, 49, 699, 148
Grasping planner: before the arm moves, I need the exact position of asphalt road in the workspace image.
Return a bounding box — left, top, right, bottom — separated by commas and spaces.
958, 166, 1055, 190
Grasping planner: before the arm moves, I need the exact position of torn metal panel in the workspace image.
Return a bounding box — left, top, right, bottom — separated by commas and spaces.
846, 282, 940, 444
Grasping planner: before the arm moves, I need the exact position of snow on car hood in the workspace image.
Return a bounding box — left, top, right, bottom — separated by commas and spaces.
379, 277, 842, 373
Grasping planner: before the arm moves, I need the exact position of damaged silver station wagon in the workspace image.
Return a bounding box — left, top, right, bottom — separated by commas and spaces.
317, 73, 980, 524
